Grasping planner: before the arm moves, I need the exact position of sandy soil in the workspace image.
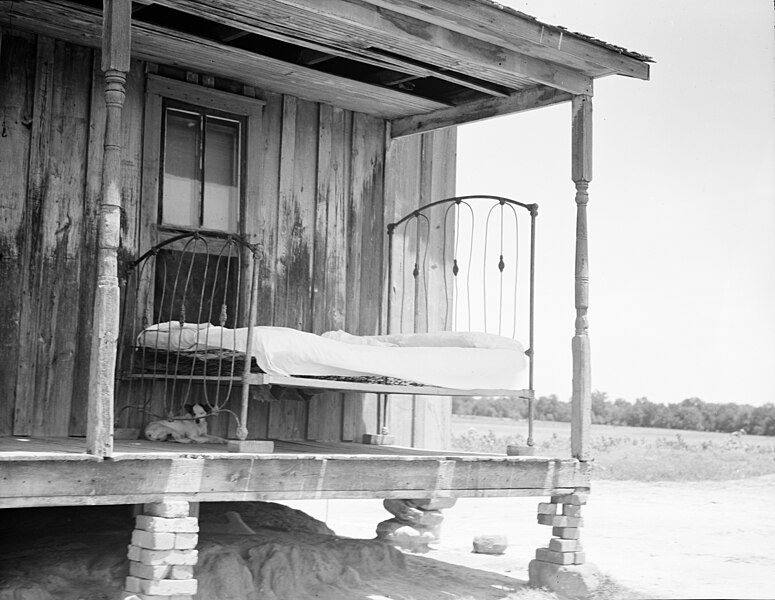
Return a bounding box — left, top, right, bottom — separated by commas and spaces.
2, 476, 772, 599
285, 474, 775, 599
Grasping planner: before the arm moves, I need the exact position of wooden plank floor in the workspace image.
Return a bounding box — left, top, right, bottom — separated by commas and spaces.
0, 436, 590, 508
0, 436, 505, 460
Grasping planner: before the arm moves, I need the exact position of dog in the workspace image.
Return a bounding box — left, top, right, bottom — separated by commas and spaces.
144, 404, 226, 444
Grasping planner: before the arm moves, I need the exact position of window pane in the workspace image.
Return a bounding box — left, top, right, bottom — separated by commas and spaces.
203, 117, 240, 232
162, 110, 201, 228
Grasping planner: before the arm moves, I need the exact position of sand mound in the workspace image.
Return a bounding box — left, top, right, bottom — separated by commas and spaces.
0, 503, 522, 600
199, 500, 336, 536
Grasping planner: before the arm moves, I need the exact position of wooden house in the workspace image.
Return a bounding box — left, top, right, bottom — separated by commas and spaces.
0, 0, 650, 595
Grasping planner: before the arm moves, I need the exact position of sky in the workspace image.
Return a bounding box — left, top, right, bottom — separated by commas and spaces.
455, 0, 775, 407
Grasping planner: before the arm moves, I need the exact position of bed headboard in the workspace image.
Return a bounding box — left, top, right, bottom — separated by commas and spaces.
386, 195, 537, 389
116, 231, 259, 430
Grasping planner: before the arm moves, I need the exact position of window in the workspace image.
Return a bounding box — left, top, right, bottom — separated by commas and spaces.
141, 74, 264, 241
160, 103, 244, 232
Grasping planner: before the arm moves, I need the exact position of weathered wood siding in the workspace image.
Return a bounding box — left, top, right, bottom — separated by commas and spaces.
0, 31, 102, 437
0, 30, 456, 446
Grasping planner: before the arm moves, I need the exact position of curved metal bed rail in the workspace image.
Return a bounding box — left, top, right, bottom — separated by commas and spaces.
116, 231, 260, 439
386, 195, 537, 445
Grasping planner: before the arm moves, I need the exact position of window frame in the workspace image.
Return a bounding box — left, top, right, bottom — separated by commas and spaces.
141, 74, 265, 248
159, 100, 246, 232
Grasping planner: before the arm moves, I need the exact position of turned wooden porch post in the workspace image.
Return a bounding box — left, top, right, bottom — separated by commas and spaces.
87, 0, 131, 457
570, 94, 592, 461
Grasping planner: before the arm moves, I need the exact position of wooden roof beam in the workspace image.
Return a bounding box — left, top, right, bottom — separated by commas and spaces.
173, 0, 593, 95
151, 0, 516, 98
360, 0, 651, 81
390, 85, 572, 138
2, 0, 449, 119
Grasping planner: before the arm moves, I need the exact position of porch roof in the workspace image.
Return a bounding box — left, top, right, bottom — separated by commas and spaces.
1, 0, 651, 134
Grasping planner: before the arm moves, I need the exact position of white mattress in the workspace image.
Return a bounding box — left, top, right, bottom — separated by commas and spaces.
137, 322, 528, 390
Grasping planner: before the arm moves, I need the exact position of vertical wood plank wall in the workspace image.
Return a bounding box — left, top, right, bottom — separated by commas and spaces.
380, 127, 458, 449
0, 31, 456, 447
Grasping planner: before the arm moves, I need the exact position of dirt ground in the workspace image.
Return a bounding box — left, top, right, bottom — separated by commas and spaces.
285, 473, 775, 599
2, 475, 772, 599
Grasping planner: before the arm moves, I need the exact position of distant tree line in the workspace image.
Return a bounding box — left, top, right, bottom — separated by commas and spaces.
452, 392, 775, 436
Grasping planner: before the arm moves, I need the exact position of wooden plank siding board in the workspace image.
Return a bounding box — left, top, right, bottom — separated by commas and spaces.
384, 133, 423, 336
307, 104, 349, 442
13, 38, 93, 436
353, 113, 386, 337
0, 31, 36, 436
339, 113, 387, 443
13, 35, 55, 436
382, 132, 422, 447
253, 91, 283, 326
68, 52, 105, 437
411, 127, 456, 450
267, 96, 318, 440
379, 128, 456, 449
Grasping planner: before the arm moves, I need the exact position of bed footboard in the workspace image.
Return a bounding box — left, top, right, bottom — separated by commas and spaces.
386, 195, 537, 446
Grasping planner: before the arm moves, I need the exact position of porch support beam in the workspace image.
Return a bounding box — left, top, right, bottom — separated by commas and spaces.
570, 93, 593, 461
87, 0, 131, 458
390, 85, 572, 138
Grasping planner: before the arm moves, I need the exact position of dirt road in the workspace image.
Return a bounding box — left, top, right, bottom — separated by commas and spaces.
285, 474, 775, 599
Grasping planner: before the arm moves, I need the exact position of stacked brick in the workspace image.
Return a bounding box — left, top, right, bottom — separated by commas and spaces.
124, 500, 199, 600
376, 498, 456, 553
534, 493, 587, 566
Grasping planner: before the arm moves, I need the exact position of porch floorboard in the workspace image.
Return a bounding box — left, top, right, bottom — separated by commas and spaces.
0, 436, 590, 508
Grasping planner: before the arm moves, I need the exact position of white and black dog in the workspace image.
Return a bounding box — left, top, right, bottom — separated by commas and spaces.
144, 404, 226, 444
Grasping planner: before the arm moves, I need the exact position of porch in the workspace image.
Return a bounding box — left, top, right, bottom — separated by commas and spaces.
0, 436, 590, 509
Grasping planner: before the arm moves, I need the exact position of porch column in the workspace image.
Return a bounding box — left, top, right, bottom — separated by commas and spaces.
87, 0, 131, 457
570, 94, 592, 461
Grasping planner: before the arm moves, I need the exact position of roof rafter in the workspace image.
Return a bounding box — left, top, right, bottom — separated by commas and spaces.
360, 0, 651, 80
1, 0, 449, 118
151, 0, 513, 98
190, 0, 593, 95
390, 85, 573, 138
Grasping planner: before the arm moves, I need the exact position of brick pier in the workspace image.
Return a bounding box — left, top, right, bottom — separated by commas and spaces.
123, 500, 199, 600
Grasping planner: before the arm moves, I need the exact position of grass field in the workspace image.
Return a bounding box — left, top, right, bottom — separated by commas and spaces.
452, 415, 775, 481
